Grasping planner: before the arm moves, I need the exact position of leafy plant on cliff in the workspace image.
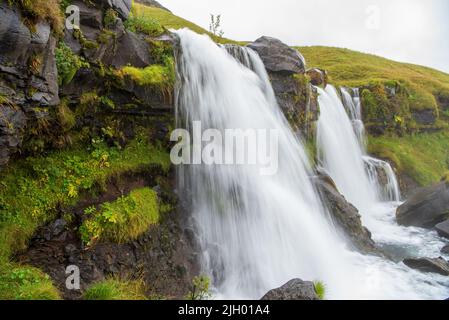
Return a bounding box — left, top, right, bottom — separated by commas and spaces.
186, 275, 212, 300
79, 187, 160, 246
55, 42, 89, 86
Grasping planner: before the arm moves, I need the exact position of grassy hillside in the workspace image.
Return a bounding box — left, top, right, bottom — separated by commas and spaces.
298, 46, 449, 101
299, 46, 449, 186
131, 2, 242, 44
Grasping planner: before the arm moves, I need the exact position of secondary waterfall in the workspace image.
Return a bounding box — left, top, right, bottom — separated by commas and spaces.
174, 29, 448, 299
317, 85, 447, 264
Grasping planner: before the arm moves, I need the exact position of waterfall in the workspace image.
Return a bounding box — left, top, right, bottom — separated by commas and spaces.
317, 85, 447, 267
174, 29, 448, 299
340, 87, 401, 202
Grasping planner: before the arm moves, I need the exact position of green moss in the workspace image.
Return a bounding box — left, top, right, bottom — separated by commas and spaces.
83, 278, 147, 300
368, 131, 449, 186
116, 57, 175, 94
0, 264, 60, 300
79, 187, 160, 245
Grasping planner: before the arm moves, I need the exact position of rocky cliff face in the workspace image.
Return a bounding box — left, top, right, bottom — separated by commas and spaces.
0, 2, 59, 165
0, 0, 194, 300
248, 36, 319, 137
0, 0, 174, 168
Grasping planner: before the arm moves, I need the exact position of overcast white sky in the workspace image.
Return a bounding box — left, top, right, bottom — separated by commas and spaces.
159, 0, 449, 73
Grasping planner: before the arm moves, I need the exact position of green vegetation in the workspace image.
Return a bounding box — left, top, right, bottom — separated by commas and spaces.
8, 0, 64, 35
83, 278, 147, 300
368, 131, 449, 186
0, 264, 60, 300
185, 275, 211, 300
79, 187, 160, 245
0, 133, 170, 264
55, 42, 89, 86
125, 6, 164, 36
299, 46, 449, 128
313, 281, 326, 300
130, 2, 242, 45
299, 46, 449, 101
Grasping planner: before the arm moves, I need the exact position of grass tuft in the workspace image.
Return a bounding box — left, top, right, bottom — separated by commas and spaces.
313, 281, 326, 300
83, 278, 147, 300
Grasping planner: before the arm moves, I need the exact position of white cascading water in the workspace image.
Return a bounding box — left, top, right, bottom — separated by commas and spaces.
317, 85, 448, 262
340, 88, 401, 202
174, 29, 449, 299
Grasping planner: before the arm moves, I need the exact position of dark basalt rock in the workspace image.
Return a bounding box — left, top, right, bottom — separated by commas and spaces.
396, 182, 449, 228
261, 279, 319, 300
0, 105, 26, 166
248, 36, 305, 75
0, 3, 31, 65
306, 68, 327, 86
403, 257, 449, 276
315, 172, 379, 255
435, 219, 449, 240
441, 245, 449, 255
96, 30, 153, 68
247, 36, 317, 134
412, 109, 437, 126
102, 0, 132, 20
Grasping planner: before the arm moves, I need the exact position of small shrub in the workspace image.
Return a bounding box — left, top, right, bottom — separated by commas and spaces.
186, 275, 211, 300
314, 281, 326, 300
104, 8, 118, 28
83, 278, 147, 300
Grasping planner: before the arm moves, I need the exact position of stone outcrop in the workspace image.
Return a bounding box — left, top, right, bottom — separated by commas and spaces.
403, 257, 449, 276
435, 220, 449, 240
412, 109, 438, 126
261, 279, 319, 300
441, 245, 449, 255
396, 182, 449, 228
248, 36, 305, 74
315, 172, 379, 255
306, 68, 327, 86
247, 36, 318, 134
